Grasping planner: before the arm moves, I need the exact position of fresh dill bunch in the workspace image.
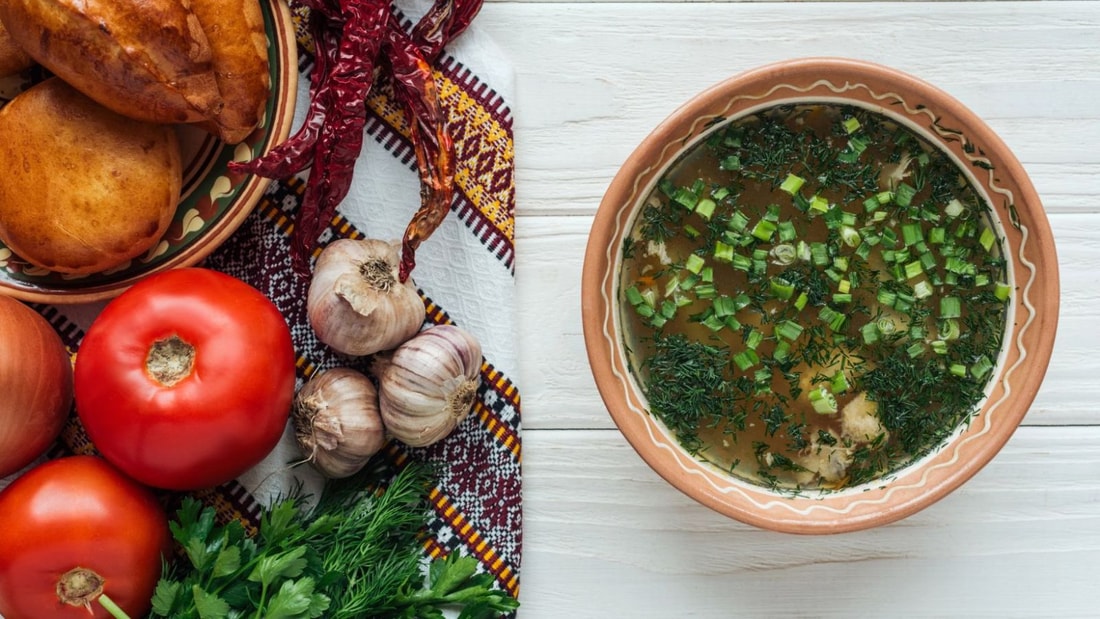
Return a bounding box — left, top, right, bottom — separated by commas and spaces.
150, 461, 518, 619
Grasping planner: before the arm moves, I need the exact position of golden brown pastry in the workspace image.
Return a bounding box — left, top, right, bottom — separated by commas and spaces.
0, 0, 223, 124
0, 78, 181, 275
0, 20, 34, 77
190, 0, 271, 143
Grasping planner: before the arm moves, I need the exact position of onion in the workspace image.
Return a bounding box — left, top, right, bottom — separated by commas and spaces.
0, 295, 72, 477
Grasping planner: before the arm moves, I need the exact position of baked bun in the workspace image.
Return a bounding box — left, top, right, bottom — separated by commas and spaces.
0, 20, 34, 78
0, 0, 223, 124
191, 0, 271, 143
0, 78, 181, 275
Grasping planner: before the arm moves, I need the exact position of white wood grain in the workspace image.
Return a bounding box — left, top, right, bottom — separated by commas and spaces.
477, 2, 1100, 216
519, 426, 1100, 617
477, 1, 1100, 616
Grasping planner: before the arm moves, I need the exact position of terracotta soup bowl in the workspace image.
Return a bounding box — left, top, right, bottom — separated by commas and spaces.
582, 58, 1058, 533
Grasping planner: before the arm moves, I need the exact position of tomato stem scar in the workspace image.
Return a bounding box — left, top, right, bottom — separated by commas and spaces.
145, 334, 195, 387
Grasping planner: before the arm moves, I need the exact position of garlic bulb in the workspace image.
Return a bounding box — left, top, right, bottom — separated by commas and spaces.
293, 367, 385, 478
373, 325, 482, 447
308, 238, 425, 356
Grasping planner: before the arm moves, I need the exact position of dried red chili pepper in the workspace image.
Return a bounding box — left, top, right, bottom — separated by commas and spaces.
410, 0, 484, 61
231, 0, 484, 277
386, 0, 484, 281
383, 16, 453, 282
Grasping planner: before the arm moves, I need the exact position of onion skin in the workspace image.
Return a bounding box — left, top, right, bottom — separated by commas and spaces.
0, 296, 72, 477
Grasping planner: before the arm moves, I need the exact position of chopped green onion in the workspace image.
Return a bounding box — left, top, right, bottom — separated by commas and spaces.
673, 187, 698, 210
728, 211, 750, 232
971, 355, 994, 380
769, 277, 795, 300
810, 242, 830, 266
876, 315, 898, 335
774, 341, 791, 362
913, 280, 934, 299
732, 349, 759, 371
660, 300, 676, 319
838, 279, 851, 294
809, 195, 831, 214
683, 224, 701, 239
945, 199, 966, 218
939, 318, 960, 340
720, 155, 742, 171
818, 306, 846, 331
771, 243, 797, 266
712, 187, 731, 201
861, 322, 880, 345
906, 342, 925, 358
793, 292, 809, 311
685, 253, 706, 274
634, 303, 655, 318
877, 190, 894, 205
808, 387, 838, 415
843, 117, 861, 134
929, 227, 946, 244
863, 196, 880, 212
979, 227, 997, 252
751, 219, 778, 242
714, 241, 735, 264
745, 329, 764, 350
901, 223, 923, 246
904, 260, 924, 280
775, 320, 804, 341
877, 289, 897, 308
832, 293, 852, 304
940, 296, 962, 319
777, 221, 797, 242
713, 295, 737, 318
895, 183, 917, 207
994, 282, 1012, 301
731, 254, 752, 271
839, 226, 861, 247
780, 174, 806, 195
625, 286, 645, 307
695, 198, 717, 220
930, 340, 949, 355
695, 284, 717, 299
949, 363, 968, 378
831, 371, 850, 393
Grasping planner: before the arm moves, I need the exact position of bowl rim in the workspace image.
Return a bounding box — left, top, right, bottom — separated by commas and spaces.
0, 0, 299, 305
581, 56, 1060, 534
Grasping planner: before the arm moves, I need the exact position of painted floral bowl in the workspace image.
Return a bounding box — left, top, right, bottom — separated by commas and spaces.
581, 58, 1059, 533
0, 0, 298, 304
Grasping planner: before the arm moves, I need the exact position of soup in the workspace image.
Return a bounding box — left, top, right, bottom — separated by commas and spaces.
620, 103, 1008, 491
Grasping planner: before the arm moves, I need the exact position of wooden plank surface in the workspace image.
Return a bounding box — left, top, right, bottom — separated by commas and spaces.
474, 1, 1100, 615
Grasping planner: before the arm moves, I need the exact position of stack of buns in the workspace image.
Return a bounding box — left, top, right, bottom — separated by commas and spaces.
0, 0, 269, 275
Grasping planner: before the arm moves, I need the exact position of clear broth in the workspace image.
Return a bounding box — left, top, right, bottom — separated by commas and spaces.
621, 103, 1008, 491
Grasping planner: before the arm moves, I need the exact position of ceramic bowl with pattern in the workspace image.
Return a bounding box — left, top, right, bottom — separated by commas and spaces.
582, 58, 1059, 533
0, 0, 298, 304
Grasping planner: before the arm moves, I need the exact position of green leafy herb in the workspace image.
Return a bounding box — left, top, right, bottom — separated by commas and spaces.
150, 462, 518, 619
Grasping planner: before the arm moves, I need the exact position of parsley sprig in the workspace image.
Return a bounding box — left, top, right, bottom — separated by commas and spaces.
149, 462, 518, 619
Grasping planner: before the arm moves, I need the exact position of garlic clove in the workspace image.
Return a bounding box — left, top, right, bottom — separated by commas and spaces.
307, 238, 425, 356
373, 324, 483, 448
293, 367, 385, 479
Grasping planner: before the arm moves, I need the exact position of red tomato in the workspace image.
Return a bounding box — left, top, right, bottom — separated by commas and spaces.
74, 268, 296, 490
0, 456, 170, 619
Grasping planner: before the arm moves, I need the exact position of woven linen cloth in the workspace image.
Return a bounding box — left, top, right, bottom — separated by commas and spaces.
4, 0, 522, 610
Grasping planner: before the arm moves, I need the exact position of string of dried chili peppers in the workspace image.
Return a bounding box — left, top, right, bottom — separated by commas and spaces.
230, 0, 484, 279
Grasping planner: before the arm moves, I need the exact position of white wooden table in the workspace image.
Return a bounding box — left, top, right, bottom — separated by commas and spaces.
481, 1, 1100, 616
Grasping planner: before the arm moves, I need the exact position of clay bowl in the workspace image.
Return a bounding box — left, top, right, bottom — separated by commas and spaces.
0, 0, 298, 304
582, 58, 1059, 534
